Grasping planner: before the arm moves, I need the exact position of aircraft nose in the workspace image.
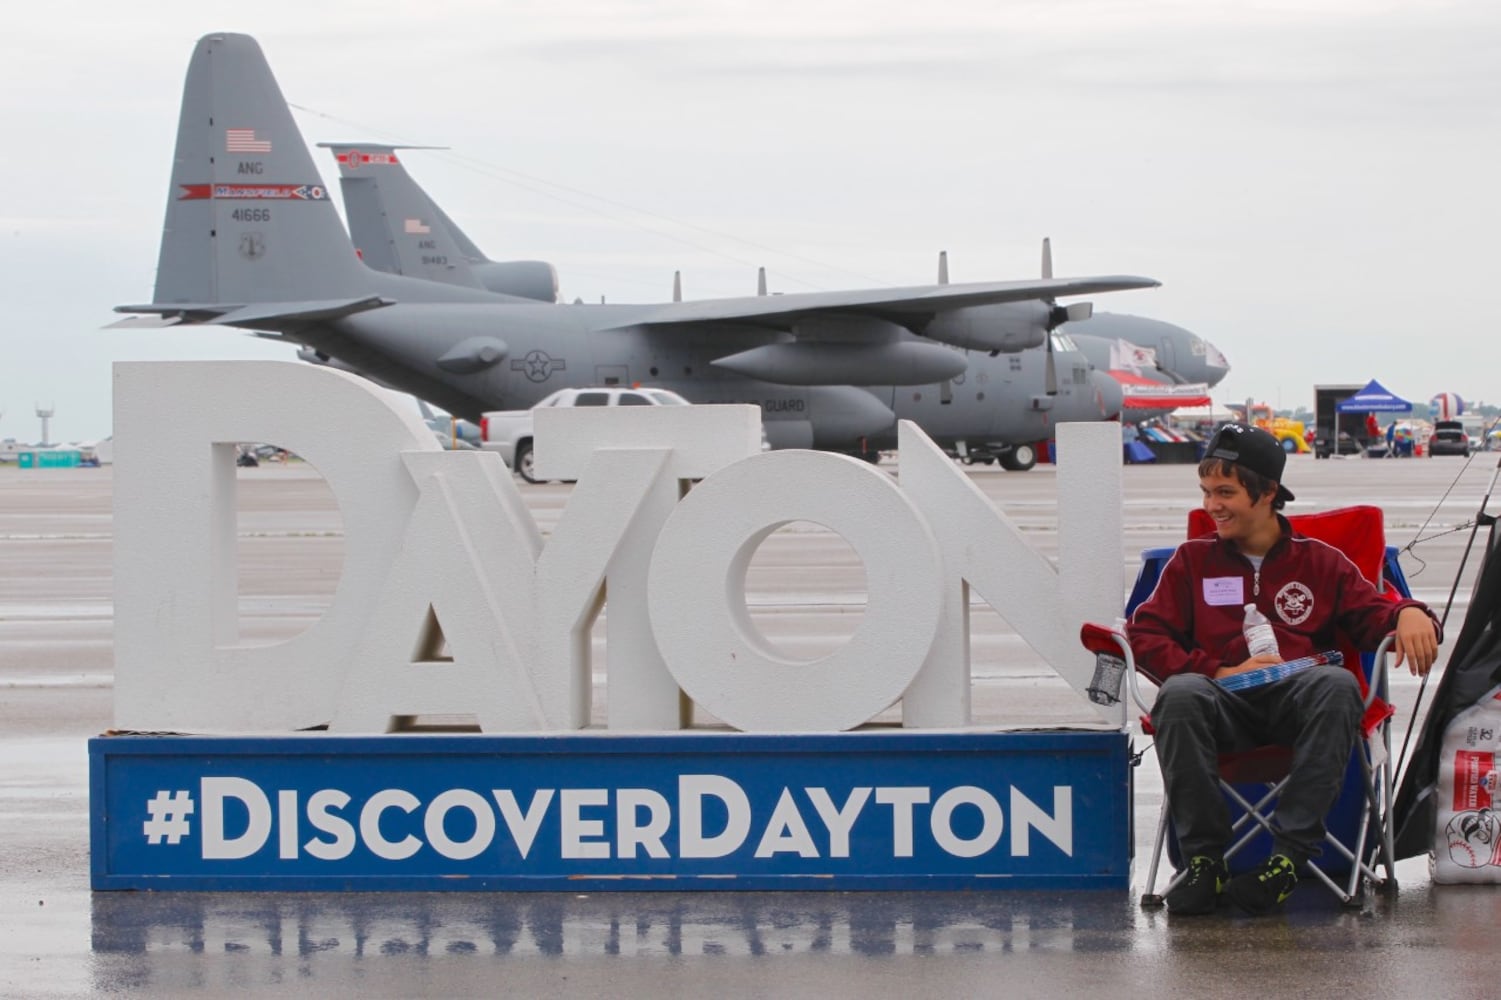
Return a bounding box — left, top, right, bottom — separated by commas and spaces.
1089, 369, 1124, 419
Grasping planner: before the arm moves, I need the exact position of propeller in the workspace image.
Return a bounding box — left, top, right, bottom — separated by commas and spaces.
936, 250, 954, 404
1038, 238, 1093, 395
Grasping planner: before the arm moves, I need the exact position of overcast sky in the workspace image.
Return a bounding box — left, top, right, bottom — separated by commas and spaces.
2, 0, 1497, 442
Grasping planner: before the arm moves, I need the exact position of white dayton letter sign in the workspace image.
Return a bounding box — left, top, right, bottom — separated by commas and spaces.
112, 361, 1124, 735
647, 450, 943, 731
113, 362, 437, 732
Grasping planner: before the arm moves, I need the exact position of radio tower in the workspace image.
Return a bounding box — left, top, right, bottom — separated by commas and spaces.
35, 402, 54, 447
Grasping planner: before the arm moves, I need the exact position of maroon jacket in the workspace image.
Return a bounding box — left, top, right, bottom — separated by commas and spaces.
1128, 515, 1435, 683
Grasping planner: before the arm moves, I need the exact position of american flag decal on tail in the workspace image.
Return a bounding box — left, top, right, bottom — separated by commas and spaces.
226, 128, 272, 153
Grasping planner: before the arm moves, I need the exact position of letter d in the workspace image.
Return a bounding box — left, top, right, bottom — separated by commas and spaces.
678, 775, 750, 858
201, 776, 272, 860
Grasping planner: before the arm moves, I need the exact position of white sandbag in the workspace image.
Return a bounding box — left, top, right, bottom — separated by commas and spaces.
1433, 684, 1501, 884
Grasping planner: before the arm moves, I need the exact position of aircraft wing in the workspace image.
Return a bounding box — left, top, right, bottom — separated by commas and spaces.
608, 275, 1158, 331
113, 297, 390, 329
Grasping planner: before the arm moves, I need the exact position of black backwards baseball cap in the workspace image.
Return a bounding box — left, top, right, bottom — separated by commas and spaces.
1204, 423, 1295, 504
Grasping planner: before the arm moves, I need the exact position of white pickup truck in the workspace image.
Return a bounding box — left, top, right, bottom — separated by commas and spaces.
480, 386, 692, 482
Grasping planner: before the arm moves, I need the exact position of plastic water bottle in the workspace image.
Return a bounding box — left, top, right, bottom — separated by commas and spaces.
1243, 603, 1282, 661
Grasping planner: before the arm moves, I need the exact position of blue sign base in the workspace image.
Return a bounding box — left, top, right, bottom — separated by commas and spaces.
91, 730, 1131, 891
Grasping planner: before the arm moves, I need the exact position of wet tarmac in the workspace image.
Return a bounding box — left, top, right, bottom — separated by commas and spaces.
3, 452, 1500, 998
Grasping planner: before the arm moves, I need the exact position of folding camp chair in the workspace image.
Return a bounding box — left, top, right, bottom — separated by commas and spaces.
1081, 504, 1409, 908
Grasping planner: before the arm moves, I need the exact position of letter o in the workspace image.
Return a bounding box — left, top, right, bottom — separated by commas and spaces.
648, 451, 942, 731
424, 789, 496, 861
930, 786, 1004, 858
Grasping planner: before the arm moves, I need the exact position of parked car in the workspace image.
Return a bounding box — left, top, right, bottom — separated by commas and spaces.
1428, 420, 1471, 457
481, 386, 693, 483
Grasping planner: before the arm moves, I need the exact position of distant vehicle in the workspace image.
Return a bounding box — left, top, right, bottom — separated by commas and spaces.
237, 444, 291, 464
79, 437, 114, 466
415, 398, 482, 450
1228, 402, 1309, 454
481, 386, 692, 483
1458, 414, 1487, 447
1428, 420, 1471, 457
1312, 384, 1369, 459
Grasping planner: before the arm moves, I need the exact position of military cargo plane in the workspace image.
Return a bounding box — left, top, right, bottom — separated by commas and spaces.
118, 33, 1161, 468
323, 141, 1229, 403
1067, 314, 1230, 390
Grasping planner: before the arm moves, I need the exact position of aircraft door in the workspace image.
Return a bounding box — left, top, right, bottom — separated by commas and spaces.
1156, 336, 1176, 374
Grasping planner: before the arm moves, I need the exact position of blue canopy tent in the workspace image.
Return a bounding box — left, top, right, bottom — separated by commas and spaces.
1336, 379, 1413, 413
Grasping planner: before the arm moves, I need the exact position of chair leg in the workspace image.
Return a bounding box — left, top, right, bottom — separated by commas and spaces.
1342, 797, 1372, 904
1316, 735, 1401, 906
1305, 852, 1361, 906
1376, 732, 1398, 889
1222, 777, 1375, 906
1140, 800, 1172, 907
1362, 731, 1399, 894
1220, 780, 1286, 862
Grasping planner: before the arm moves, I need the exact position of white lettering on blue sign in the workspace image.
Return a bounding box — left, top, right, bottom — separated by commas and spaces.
186, 776, 1073, 862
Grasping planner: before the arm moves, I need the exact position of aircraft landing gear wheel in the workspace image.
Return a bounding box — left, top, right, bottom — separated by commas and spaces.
999, 443, 1037, 472
515, 441, 542, 484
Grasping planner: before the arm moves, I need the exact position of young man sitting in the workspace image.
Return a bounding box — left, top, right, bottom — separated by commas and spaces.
1128, 423, 1440, 915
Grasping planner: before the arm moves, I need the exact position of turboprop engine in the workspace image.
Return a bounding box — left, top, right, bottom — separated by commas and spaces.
711, 317, 966, 387
473, 260, 559, 304
921, 301, 1054, 354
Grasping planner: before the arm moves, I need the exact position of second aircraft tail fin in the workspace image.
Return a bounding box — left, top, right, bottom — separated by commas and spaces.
323, 142, 557, 302
322, 142, 485, 290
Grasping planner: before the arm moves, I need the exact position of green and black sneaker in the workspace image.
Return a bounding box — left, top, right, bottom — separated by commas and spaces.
1227, 854, 1298, 916
1164, 855, 1227, 915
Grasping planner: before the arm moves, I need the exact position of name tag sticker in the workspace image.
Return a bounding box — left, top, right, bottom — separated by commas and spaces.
1203, 577, 1244, 606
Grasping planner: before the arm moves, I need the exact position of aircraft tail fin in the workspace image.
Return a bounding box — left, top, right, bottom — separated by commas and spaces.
322, 143, 485, 289
150, 33, 373, 309
429, 201, 488, 262
322, 142, 556, 301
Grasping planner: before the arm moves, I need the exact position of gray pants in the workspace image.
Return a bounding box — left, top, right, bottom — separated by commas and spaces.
1150, 666, 1363, 865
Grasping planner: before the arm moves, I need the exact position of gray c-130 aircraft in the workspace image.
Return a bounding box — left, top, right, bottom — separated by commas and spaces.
326, 141, 1231, 400
119, 33, 1160, 468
